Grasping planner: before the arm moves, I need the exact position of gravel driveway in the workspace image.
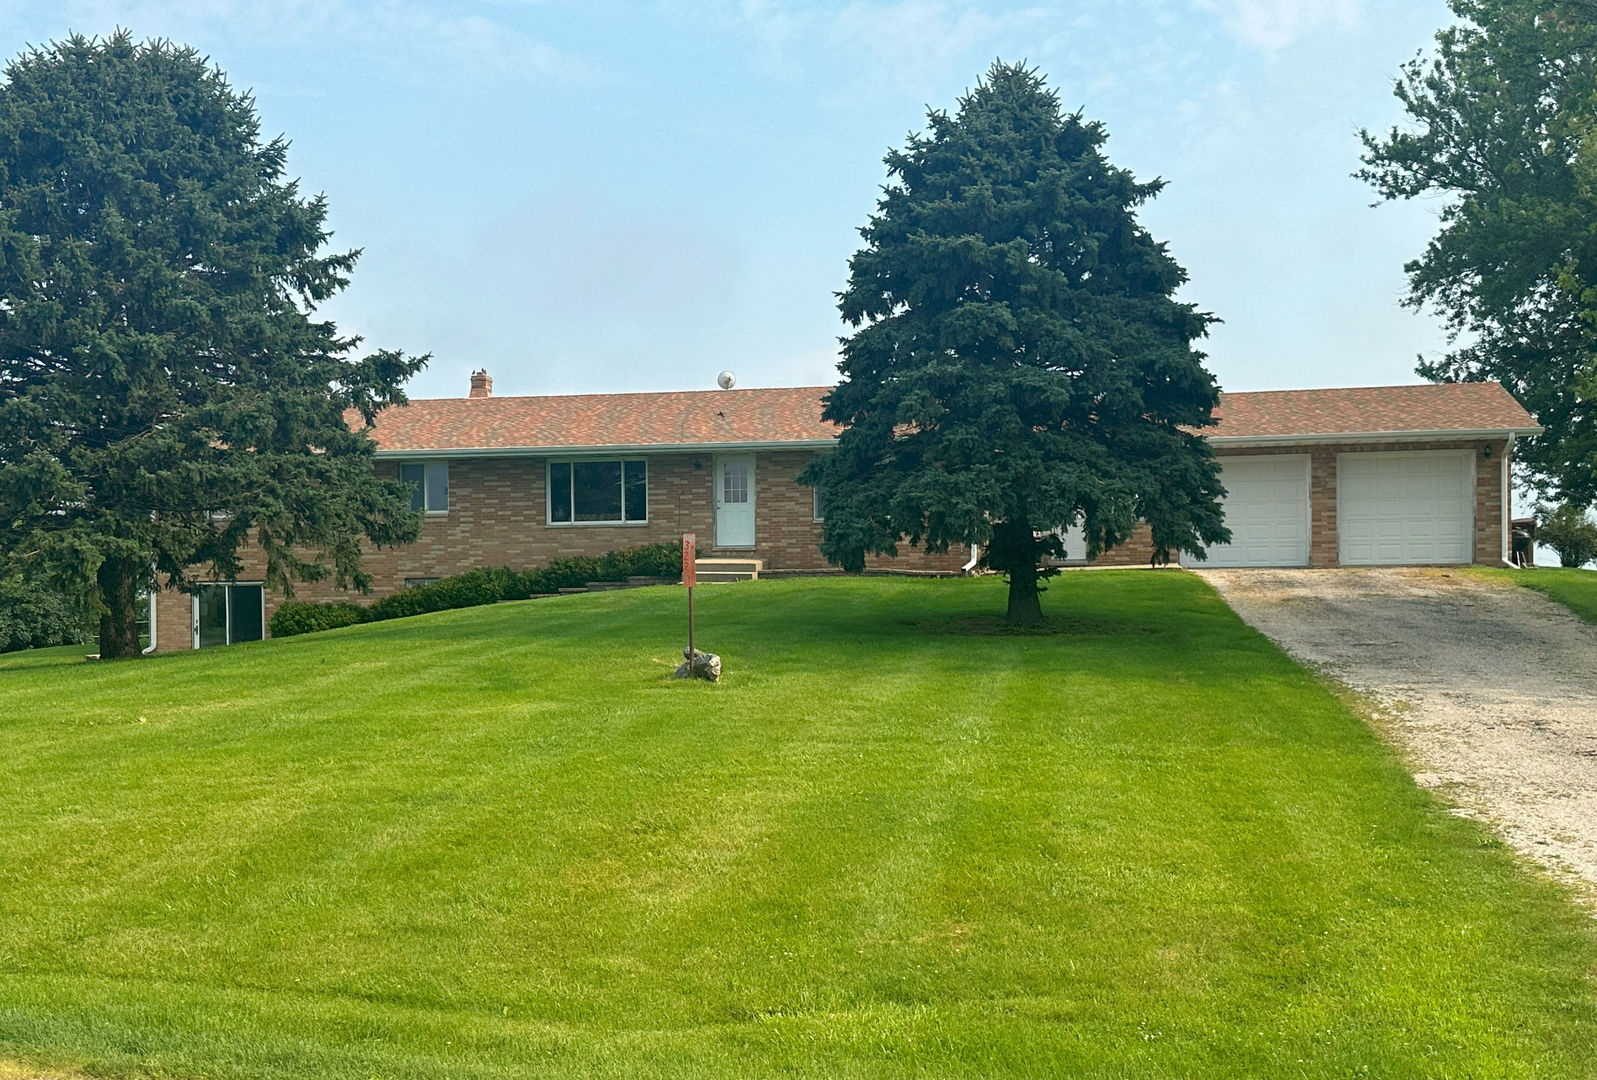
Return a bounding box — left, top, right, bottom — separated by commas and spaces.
1198, 567, 1597, 902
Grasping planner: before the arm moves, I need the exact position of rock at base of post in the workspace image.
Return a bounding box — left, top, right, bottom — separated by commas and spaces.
672, 647, 722, 682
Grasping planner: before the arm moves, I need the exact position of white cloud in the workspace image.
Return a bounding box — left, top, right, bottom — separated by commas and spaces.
1194, 0, 1363, 51
669, 0, 1054, 97
48, 0, 602, 86
827, 2, 1054, 93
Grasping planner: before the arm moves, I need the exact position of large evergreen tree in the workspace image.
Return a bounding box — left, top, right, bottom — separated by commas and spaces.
803, 62, 1228, 624
0, 33, 425, 658
1360, 1, 1597, 503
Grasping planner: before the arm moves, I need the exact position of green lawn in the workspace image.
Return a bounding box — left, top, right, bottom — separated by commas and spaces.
1470, 565, 1597, 623
1, 573, 1594, 1079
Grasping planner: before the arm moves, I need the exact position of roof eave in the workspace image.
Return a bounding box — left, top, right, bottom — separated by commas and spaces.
372, 438, 839, 459
1208, 426, 1542, 448
372, 426, 1546, 456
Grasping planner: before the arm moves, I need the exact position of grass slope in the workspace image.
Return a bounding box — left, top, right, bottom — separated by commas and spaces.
1, 573, 1594, 1079
1473, 566, 1597, 624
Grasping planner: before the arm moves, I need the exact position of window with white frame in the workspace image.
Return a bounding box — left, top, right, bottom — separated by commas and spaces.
548, 459, 648, 524
400, 462, 448, 513
812, 482, 825, 522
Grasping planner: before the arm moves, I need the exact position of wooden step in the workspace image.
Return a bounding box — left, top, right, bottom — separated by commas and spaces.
694, 557, 763, 584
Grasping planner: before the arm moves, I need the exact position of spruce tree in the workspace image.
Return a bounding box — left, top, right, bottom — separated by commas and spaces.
0, 33, 425, 657
804, 62, 1228, 624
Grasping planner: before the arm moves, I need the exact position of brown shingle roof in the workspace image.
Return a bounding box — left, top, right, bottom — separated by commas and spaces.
1206, 382, 1539, 442
359, 381, 1539, 454
360, 386, 840, 454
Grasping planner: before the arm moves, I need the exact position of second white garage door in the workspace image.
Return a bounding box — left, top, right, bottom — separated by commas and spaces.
1201, 455, 1311, 567
1338, 450, 1474, 565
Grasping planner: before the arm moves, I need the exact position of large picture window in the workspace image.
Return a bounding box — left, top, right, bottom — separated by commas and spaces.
400, 462, 449, 513
549, 459, 648, 524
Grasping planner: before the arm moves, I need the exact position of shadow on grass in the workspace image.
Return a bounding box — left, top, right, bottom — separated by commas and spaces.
900, 613, 1156, 637
0, 651, 94, 673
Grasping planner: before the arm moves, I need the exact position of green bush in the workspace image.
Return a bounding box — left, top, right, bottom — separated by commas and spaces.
1537, 503, 1597, 568
0, 575, 95, 653
268, 601, 366, 639
270, 542, 683, 636
506, 543, 683, 598
363, 568, 512, 623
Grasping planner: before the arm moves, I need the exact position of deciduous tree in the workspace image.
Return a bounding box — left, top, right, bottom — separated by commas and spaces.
1538, 502, 1597, 566
1360, 0, 1597, 504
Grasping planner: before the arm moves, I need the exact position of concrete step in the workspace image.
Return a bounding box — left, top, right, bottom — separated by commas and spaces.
695, 570, 757, 584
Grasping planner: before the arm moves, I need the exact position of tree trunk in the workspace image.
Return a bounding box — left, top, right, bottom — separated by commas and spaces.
991, 518, 1044, 626
97, 558, 143, 659
1005, 558, 1043, 626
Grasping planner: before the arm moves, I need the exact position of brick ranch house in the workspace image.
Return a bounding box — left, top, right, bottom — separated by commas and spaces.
149, 374, 1539, 651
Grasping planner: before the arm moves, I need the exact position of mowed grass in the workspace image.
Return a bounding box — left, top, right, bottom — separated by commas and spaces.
1, 573, 1594, 1079
1471, 565, 1597, 624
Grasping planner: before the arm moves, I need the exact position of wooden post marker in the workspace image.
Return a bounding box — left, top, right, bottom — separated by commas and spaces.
672, 532, 720, 681
682, 532, 695, 657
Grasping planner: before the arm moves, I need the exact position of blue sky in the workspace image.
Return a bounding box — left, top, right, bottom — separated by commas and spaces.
2, 0, 1458, 401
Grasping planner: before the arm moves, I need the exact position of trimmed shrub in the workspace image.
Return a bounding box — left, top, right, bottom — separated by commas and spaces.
269, 601, 366, 639
0, 575, 95, 653
268, 542, 684, 637
363, 568, 511, 622
506, 542, 683, 599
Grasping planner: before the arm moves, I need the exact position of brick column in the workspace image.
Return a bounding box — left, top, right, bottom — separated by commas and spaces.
1474, 439, 1509, 564
1308, 447, 1339, 568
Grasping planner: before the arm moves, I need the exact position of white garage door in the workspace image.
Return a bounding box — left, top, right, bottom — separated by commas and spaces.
1338, 450, 1474, 565
1200, 455, 1311, 567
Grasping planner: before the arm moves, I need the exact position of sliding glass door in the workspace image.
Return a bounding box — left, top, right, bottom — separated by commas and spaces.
193, 585, 265, 648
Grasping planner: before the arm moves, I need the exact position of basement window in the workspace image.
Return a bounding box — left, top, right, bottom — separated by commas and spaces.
548, 459, 648, 524
193, 584, 264, 648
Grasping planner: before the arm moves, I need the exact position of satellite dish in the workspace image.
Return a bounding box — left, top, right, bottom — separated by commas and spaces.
717, 370, 737, 390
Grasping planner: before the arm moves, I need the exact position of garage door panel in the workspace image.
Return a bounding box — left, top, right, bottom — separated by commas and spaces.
1338, 451, 1474, 565
1201, 455, 1310, 568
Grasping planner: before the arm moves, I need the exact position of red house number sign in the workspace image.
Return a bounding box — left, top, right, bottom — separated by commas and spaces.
682, 533, 697, 659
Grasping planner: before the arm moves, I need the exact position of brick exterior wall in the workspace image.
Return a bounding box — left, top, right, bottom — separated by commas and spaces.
1092, 439, 1510, 568
152, 450, 969, 651
1090, 523, 1163, 567
150, 438, 1514, 652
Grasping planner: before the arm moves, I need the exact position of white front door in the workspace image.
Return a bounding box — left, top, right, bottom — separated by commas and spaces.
1201, 455, 1312, 567
1338, 450, 1475, 565
714, 454, 756, 548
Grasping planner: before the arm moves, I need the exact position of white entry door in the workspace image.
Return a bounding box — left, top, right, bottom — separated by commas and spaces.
1338, 450, 1474, 565
714, 454, 756, 548
1200, 455, 1312, 567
